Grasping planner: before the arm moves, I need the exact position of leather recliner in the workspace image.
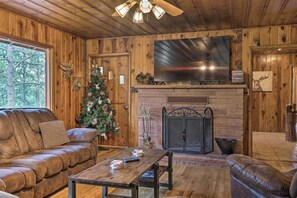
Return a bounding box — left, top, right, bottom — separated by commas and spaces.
227, 154, 297, 198
0, 109, 98, 197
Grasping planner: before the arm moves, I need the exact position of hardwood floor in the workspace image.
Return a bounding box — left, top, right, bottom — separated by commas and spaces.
253, 132, 297, 172
51, 149, 231, 198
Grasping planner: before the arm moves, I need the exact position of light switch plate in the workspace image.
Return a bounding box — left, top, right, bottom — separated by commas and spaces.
120, 75, 124, 85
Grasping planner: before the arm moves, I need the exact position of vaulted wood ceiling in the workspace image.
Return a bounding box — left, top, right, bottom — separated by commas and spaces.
1, 0, 297, 39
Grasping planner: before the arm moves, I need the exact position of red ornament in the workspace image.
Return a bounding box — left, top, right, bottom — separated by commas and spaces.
102, 104, 108, 111
87, 81, 91, 88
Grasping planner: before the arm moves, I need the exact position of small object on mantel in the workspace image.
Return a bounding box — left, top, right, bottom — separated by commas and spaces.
231, 70, 244, 84
136, 72, 154, 85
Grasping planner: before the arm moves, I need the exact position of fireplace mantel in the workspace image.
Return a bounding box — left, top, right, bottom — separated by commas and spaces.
133, 84, 247, 90
136, 84, 246, 162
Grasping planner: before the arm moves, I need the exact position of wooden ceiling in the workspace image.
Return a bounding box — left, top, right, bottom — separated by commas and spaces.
1, 0, 297, 39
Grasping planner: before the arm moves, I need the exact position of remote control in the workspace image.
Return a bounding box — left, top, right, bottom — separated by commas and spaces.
123, 156, 140, 163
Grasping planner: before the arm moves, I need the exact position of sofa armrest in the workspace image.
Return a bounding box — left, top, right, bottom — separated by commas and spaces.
67, 128, 98, 143
227, 154, 291, 197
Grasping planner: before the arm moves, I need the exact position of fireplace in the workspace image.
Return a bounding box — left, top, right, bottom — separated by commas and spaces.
162, 107, 214, 154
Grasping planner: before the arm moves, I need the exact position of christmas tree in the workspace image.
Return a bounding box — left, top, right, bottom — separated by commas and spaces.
76, 65, 120, 138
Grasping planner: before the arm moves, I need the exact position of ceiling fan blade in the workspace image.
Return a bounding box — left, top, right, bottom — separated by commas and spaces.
112, 1, 137, 17
151, 0, 183, 16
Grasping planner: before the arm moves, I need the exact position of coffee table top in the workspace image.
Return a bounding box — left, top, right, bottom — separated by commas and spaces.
70, 148, 168, 187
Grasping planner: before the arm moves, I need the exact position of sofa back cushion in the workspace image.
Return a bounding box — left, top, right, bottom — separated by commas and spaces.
19, 109, 57, 151
0, 112, 21, 159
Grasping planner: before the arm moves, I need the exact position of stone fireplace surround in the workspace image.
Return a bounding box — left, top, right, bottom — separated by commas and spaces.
135, 84, 246, 166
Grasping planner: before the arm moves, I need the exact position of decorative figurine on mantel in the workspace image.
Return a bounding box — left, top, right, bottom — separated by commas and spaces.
140, 104, 154, 149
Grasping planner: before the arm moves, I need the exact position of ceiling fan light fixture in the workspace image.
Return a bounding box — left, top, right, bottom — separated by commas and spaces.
133, 8, 144, 23
139, 0, 153, 13
152, 5, 166, 19
115, 1, 132, 18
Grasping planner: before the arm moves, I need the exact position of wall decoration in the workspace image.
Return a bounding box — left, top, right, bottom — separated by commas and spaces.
59, 60, 73, 80
252, 71, 273, 91
73, 77, 81, 91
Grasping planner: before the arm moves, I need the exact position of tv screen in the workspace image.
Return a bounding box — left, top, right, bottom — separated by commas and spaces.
154, 36, 230, 82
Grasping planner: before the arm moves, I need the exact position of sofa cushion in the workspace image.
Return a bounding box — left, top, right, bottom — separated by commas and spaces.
0, 112, 20, 159
52, 144, 91, 167
4, 111, 30, 155
33, 149, 70, 170
8, 154, 63, 181
0, 167, 35, 193
14, 110, 44, 151
21, 109, 57, 133
67, 142, 97, 159
15, 109, 57, 151
39, 120, 70, 148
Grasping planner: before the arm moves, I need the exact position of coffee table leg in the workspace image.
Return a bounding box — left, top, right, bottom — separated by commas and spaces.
154, 163, 160, 198
68, 178, 76, 198
168, 151, 173, 190
131, 184, 139, 198
102, 186, 108, 198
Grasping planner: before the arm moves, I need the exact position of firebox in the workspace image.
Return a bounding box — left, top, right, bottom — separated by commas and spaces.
162, 107, 214, 154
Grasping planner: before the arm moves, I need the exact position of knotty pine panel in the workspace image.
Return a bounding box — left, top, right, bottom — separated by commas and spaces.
0, 8, 86, 130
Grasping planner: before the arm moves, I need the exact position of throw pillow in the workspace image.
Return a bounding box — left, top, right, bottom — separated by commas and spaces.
39, 120, 70, 148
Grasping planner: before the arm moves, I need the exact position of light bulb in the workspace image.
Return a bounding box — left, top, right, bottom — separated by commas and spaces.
139, 0, 153, 13
133, 8, 144, 23
152, 5, 166, 19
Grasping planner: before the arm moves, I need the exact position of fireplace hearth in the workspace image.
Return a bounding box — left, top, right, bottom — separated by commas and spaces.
162, 107, 214, 154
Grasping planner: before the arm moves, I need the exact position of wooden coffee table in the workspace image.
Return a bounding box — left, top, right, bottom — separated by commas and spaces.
68, 148, 173, 198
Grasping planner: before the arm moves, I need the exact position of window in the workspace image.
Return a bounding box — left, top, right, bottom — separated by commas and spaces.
0, 39, 47, 108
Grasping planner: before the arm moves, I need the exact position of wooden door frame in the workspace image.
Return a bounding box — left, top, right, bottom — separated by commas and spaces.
88, 52, 131, 147
247, 45, 297, 156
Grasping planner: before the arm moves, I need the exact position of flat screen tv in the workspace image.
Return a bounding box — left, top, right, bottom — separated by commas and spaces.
154, 36, 230, 82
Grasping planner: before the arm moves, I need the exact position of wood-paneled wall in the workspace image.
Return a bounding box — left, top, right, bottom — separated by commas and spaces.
0, 8, 86, 130
252, 54, 294, 133
86, 30, 243, 147
87, 25, 297, 153
242, 26, 297, 155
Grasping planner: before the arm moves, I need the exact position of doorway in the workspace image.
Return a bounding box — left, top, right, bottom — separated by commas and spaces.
250, 47, 297, 158
90, 53, 130, 147
251, 53, 293, 133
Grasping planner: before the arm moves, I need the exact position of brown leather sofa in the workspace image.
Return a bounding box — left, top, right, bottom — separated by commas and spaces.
0, 109, 98, 197
227, 154, 297, 198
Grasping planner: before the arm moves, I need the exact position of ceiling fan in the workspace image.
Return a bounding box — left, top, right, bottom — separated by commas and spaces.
112, 0, 183, 23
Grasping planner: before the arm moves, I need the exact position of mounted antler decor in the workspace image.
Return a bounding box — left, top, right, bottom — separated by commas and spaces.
252, 71, 273, 92
59, 60, 73, 80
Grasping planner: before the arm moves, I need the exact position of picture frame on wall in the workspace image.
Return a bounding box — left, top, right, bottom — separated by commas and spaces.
252, 71, 273, 92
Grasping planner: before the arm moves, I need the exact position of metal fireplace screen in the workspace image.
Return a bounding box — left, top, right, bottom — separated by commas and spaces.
162, 107, 214, 154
